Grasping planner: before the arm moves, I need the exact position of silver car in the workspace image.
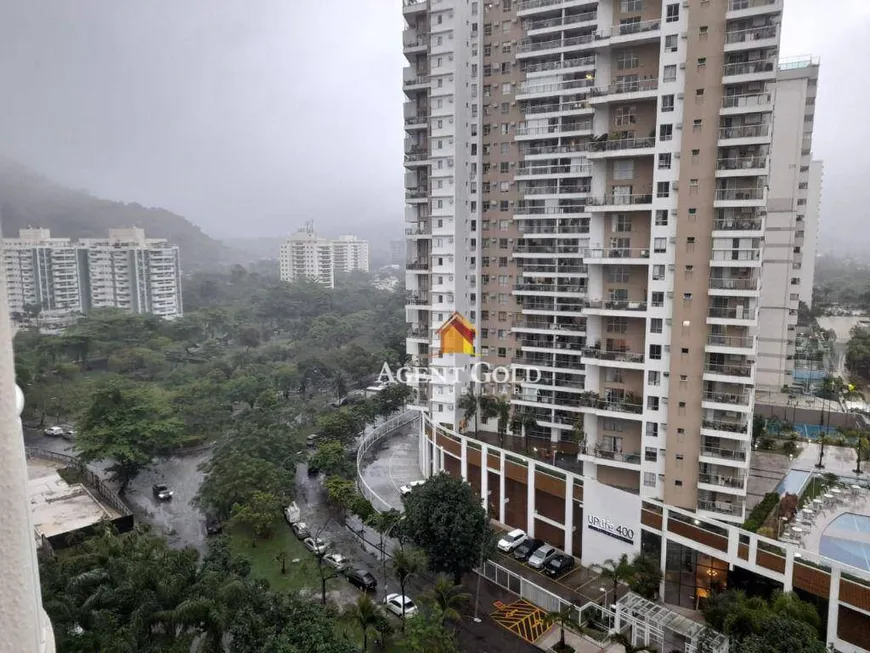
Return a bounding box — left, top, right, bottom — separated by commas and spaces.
527, 544, 557, 569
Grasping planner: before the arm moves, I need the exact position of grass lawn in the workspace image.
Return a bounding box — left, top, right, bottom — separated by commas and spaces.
228, 519, 335, 594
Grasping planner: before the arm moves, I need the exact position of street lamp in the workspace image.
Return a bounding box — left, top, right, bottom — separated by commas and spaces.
473, 492, 493, 624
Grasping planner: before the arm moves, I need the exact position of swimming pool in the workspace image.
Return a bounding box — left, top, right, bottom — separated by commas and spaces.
775, 470, 811, 496
821, 514, 870, 572
767, 421, 839, 440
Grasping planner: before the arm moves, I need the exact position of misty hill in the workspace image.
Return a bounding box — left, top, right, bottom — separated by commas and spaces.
0, 158, 235, 271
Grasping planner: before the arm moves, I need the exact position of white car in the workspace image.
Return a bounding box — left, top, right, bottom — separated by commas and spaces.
384, 593, 417, 618
303, 537, 328, 555
399, 480, 426, 497
323, 552, 349, 571
497, 528, 527, 553
283, 502, 301, 524
43, 426, 64, 437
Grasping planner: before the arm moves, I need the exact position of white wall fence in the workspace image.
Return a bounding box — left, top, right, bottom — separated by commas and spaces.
356, 409, 420, 512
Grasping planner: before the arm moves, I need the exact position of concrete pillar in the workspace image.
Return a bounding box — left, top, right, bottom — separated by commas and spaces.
527, 461, 536, 537
564, 476, 574, 556
499, 451, 506, 524
0, 238, 54, 653
460, 438, 468, 480
827, 568, 841, 649
783, 552, 794, 593
480, 444, 488, 509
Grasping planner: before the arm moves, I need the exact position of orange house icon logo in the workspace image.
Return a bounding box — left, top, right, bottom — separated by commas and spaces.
437, 312, 476, 357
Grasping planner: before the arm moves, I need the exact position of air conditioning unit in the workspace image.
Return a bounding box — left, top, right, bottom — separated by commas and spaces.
679, 63, 687, 70
677, 93, 685, 100
670, 208, 678, 215
672, 182, 679, 190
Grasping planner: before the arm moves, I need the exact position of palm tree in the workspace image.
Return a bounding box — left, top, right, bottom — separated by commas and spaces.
855, 436, 869, 475
593, 554, 634, 603
345, 594, 381, 652
333, 372, 348, 401
543, 605, 575, 651
426, 575, 470, 625
393, 548, 424, 629
494, 396, 512, 446
457, 385, 480, 437
816, 434, 831, 469
609, 632, 658, 653
510, 408, 539, 440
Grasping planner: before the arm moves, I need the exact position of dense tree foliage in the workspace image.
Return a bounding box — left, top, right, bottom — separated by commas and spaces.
403, 472, 493, 584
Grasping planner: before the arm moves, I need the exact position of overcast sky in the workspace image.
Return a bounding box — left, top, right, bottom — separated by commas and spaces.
0, 1, 865, 246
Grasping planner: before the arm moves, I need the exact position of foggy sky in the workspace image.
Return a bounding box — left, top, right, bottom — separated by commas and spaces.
0, 1, 865, 246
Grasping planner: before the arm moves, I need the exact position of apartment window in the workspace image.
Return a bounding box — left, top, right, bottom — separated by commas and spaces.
646, 422, 659, 438
499, 238, 509, 249
648, 371, 660, 386
689, 179, 699, 190
602, 418, 624, 432
663, 65, 677, 82
699, 25, 709, 37
613, 160, 635, 180
500, 123, 510, 135
499, 200, 509, 212
484, 23, 492, 36
651, 292, 665, 308
674, 480, 683, 487
500, 143, 510, 154
661, 94, 674, 113
607, 317, 629, 333
696, 88, 705, 98
502, 43, 512, 54
616, 50, 639, 70
659, 124, 673, 141
652, 264, 665, 280
501, 61, 511, 74
621, 0, 642, 11
656, 181, 670, 198
499, 182, 510, 194
658, 153, 672, 170
692, 119, 703, 130
697, 57, 707, 67
605, 369, 624, 385
655, 210, 668, 226
650, 318, 663, 333
484, 44, 491, 57
614, 214, 632, 232
615, 105, 637, 126
649, 344, 662, 360
483, 64, 491, 77
643, 472, 656, 487
647, 396, 659, 411
607, 266, 630, 283
437, 200, 443, 208
654, 238, 667, 254
665, 34, 678, 52
665, 3, 679, 22
498, 219, 509, 229
502, 20, 511, 33
502, 0, 512, 9
498, 257, 508, 267
501, 82, 512, 95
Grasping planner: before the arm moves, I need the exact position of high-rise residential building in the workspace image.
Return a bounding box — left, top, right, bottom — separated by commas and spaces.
390, 239, 407, 265
332, 235, 371, 275
279, 223, 370, 288
756, 56, 820, 393
801, 158, 823, 306
404, 0, 793, 524
2, 227, 183, 327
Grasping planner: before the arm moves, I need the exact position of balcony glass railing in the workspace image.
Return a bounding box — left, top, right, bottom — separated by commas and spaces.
516, 164, 593, 177
699, 473, 746, 489
715, 188, 765, 201
522, 184, 591, 195
403, 76, 430, 87
515, 243, 584, 254
588, 136, 655, 152
698, 499, 744, 516
520, 300, 587, 313
704, 362, 753, 377
585, 298, 648, 312
706, 334, 754, 348
604, 19, 661, 38
723, 60, 776, 76
582, 347, 645, 364
579, 444, 642, 464
524, 101, 592, 117
586, 193, 653, 206
522, 56, 597, 74
591, 78, 659, 96
722, 93, 773, 109
406, 261, 429, 270
719, 124, 770, 139
702, 419, 749, 434
712, 218, 763, 231
518, 222, 589, 234
514, 282, 587, 293
702, 390, 752, 405
728, 0, 779, 10
716, 156, 768, 170
584, 247, 650, 259
708, 306, 757, 320
711, 249, 761, 261
724, 25, 778, 44
527, 11, 597, 31
518, 80, 594, 96
515, 204, 586, 215
701, 444, 748, 462
517, 262, 589, 274
598, 400, 644, 415
519, 33, 596, 53
517, 0, 565, 10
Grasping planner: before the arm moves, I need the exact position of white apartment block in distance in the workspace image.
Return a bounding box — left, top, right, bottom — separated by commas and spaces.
404, 0, 794, 524
756, 56, 821, 393
279, 222, 371, 288
2, 227, 182, 326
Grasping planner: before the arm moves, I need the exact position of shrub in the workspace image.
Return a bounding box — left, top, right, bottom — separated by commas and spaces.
743, 492, 779, 532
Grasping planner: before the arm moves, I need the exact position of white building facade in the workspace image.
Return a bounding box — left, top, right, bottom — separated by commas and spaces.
279, 224, 370, 288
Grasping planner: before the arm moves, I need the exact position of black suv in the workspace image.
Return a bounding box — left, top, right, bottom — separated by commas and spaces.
345, 568, 378, 591
205, 515, 222, 536
513, 538, 543, 562
544, 553, 574, 578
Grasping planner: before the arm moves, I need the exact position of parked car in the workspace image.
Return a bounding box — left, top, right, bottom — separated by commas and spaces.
306, 433, 320, 447
544, 553, 575, 578
528, 544, 557, 569
303, 537, 328, 555
399, 480, 426, 498
152, 484, 174, 501
497, 528, 527, 553
513, 538, 543, 562
345, 568, 378, 592
205, 515, 222, 536
323, 552, 349, 571
283, 501, 301, 524
61, 425, 76, 440
307, 463, 320, 476
385, 593, 418, 618
43, 426, 64, 437
291, 521, 310, 540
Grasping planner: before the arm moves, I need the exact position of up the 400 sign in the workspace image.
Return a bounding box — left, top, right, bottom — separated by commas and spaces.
587, 514, 635, 545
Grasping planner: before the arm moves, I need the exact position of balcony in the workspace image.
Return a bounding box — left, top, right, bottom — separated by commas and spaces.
526, 10, 598, 34
515, 242, 585, 256
514, 203, 587, 218
700, 443, 749, 466
517, 220, 589, 235
514, 281, 587, 296
405, 188, 430, 203
713, 188, 766, 208
518, 33, 596, 57
406, 260, 430, 272
404, 152, 431, 169
404, 115, 428, 130
520, 300, 587, 317
403, 32, 428, 54
595, 400, 644, 418
718, 123, 771, 144
703, 361, 754, 384
724, 25, 779, 52
517, 79, 595, 100
708, 277, 760, 298
515, 163, 592, 180
583, 247, 650, 264
408, 326, 429, 340
581, 347, 645, 370
403, 0, 427, 14
523, 55, 597, 75
516, 261, 589, 275
706, 333, 755, 352
712, 217, 763, 235
405, 225, 432, 240
702, 389, 752, 410
585, 192, 653, 211
702, 418, 749, 436
521, 183, 591, 196
715, 155, 769, 178
403, 75, 430, 91
589, 78, 659, 104
579, 443, 642, 468
698, 499, 746, 519
707, 305, 757, 324
523, 101, 593, 119
516, 121, 593, 140
406, 293, 429, 306
720, 92, 773, 115
598, 19, 661, 46
722, 60, 777, 82
727, 0, 782, 17
586, 136, 656, 159
584, 298, 648, 315
710, 249, 762, 266
698, 472, 747, 493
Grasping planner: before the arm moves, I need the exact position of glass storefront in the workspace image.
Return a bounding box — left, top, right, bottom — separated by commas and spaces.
664, 541, 728, 610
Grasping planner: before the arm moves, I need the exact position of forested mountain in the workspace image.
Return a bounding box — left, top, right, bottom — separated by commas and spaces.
0, 157, 235, 271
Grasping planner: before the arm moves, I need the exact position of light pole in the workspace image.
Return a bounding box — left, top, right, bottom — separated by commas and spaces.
473, 492, 493, 623
381, 516, 404, 602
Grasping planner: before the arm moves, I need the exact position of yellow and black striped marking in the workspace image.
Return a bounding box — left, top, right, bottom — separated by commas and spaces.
490, 600, 548, 643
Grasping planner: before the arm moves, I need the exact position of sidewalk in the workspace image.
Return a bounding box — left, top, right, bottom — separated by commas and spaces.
538, 625, 619, 652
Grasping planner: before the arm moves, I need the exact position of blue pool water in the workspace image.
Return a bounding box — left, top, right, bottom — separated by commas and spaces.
820, 514, 870, 572
775, 470, 811, 496
767, 421, 839, 440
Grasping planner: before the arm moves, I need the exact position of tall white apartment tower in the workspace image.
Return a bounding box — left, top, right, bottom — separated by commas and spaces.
405, 0, 791, 523
332, 235, 371, 274
279, 222, 336, 288
403, 0, 479, 428
756, 56, 820, 393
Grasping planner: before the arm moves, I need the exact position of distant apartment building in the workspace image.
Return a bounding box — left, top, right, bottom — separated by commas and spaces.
279, 222, 370, 288
2, 227, 183, 327
390, 238, 407, 265
756, 56, 821, 393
